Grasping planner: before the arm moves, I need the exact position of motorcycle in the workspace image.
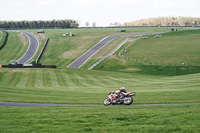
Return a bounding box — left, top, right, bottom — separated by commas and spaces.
103, 92, 136, 106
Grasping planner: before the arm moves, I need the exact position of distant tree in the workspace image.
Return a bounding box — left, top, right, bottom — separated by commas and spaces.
85, 22, 89, 27
92, 22, 96, 28
111, 22, 121, 27
70, 22, 79, 28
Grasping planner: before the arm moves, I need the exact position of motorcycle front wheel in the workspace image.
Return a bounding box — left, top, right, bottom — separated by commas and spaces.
124, 97, 133, 105
104, 98, 111, 106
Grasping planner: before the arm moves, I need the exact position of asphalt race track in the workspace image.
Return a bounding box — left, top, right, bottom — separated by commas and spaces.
17, 32, 39, 64
68, 34, 132, 68
0, 102, 199, 107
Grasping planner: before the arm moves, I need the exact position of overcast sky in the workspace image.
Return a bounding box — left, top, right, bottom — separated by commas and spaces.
1, 0, 200, 27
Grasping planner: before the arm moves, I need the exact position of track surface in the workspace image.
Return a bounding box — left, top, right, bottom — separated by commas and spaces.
68, 34, 132, 68
0, 102, 199, 107
17, 32, 39, 64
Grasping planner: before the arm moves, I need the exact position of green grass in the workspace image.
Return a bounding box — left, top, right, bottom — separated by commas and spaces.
94, 29, 200, 75
123, 29, 200, 65
0, 105, 200, 133
0, 31, 29, 65
0, 68, 199, 104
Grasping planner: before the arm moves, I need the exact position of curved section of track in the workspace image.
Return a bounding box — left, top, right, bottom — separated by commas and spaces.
0, 102, 199, 107
68, 34, 132, 68
17, 32, 39, 64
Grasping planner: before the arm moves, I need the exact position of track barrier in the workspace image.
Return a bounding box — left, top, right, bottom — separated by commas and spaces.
1, 64, 56, 68
36, 38, 49, 64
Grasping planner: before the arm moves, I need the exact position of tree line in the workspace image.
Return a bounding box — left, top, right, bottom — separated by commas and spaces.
124, 17, 200, 27
0, 19, 79, 29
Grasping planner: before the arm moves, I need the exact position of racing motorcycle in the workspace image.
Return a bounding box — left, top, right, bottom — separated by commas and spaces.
103, 92, 136, 106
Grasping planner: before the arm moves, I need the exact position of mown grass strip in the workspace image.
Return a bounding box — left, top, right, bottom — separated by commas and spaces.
73, 73, 91, 87
82, 75, 100, 86
8, 71, 21, 87
48, 69, 60, 87
55, 69, 67, 87
61, 70, 75, 87
15, 71, 29, 88
34, 69, 44, 88
67, 71, 83, 86
28, 69, 35, 87
42, 69, 50, 87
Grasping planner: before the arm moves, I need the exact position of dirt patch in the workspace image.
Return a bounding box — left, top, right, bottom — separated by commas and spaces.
35, 33, 46, 41
109, 55, 127, 64
127, 38, 137, 43
119, 67, 141, 72
61, 47, 88, 59
19, 33, 28, 46
61, 37, 91, 59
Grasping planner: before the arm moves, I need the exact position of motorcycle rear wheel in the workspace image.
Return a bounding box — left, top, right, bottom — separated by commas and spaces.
104, 98, 111, 106
124, 97, 133, 105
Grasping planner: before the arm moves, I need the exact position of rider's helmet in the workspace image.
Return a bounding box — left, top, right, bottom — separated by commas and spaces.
120, 86, 124, 90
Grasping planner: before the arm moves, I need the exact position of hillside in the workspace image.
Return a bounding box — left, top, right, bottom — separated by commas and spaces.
124, 17, 200, 26
94, 29, 200, 75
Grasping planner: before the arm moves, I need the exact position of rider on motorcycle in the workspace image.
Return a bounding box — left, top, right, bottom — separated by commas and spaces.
110, 86, 127, 103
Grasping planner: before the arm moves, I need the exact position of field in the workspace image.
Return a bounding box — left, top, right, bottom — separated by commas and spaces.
0, 27, 200, 132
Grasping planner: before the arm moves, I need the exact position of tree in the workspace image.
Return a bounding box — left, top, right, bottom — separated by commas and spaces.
92, 22, 96, 28
85, 22, 89, 27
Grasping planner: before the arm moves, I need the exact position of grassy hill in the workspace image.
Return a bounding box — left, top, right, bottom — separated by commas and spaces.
0, 27, 200, 133
94, 29, 200, 75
